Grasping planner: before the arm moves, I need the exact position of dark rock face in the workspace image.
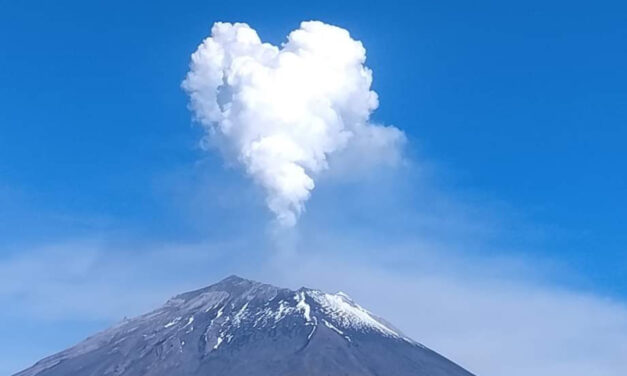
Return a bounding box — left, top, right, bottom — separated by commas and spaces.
15, 276, 474, 376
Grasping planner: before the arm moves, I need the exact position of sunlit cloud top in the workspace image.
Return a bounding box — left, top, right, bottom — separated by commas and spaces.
183, 21, 405, 226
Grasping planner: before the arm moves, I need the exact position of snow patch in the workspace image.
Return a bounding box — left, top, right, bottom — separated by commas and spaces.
233, 302, 249, 326
215, 306, 224, 319
183, 316, 194, 327
307, 316, 318, 340
308, 291, 403, 339
323, 318, 352, 342
295, 292, 312, 322
164, 317, 181, 328
323, 318, 344, 335
213, 336, 223, 350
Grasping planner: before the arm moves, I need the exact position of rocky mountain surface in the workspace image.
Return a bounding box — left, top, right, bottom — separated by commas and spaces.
16, 275, 474, 376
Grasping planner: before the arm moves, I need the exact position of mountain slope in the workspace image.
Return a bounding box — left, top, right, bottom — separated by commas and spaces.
15, 275, 474, 376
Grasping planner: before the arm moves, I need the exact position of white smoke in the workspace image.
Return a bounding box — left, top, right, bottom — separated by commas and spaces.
182, 21, 405, 226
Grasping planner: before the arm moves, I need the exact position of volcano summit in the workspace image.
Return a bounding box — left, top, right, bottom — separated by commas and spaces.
16, 275, 474, 376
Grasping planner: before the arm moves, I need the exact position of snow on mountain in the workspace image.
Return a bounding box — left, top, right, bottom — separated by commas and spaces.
15, 275, 474, 376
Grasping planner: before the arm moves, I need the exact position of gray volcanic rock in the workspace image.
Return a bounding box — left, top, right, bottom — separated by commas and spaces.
15, 275, 474, 376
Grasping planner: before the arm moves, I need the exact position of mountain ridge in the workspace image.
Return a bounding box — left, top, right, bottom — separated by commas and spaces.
15, 275, 475, 376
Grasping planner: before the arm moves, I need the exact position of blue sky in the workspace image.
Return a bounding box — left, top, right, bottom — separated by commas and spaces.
1, 1, 626, 375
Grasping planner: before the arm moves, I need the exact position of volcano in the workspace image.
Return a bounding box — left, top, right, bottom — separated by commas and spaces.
16, 275, 474, 376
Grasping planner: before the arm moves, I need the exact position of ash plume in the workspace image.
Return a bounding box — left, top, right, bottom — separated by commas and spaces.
183, 21, 405, 226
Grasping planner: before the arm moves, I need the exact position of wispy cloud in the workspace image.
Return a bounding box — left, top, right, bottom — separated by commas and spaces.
265, 249, 627, 376
0, 240, 243, 321
3, 232, 626, 376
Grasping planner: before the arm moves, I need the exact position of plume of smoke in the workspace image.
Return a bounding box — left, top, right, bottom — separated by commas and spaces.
182, 21, 405, 226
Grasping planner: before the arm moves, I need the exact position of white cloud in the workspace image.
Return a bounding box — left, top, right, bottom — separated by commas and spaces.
4, 238, 627, 376
264, 251, 627, 376
182, 21, 405, 226
0, 240, 239, 321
